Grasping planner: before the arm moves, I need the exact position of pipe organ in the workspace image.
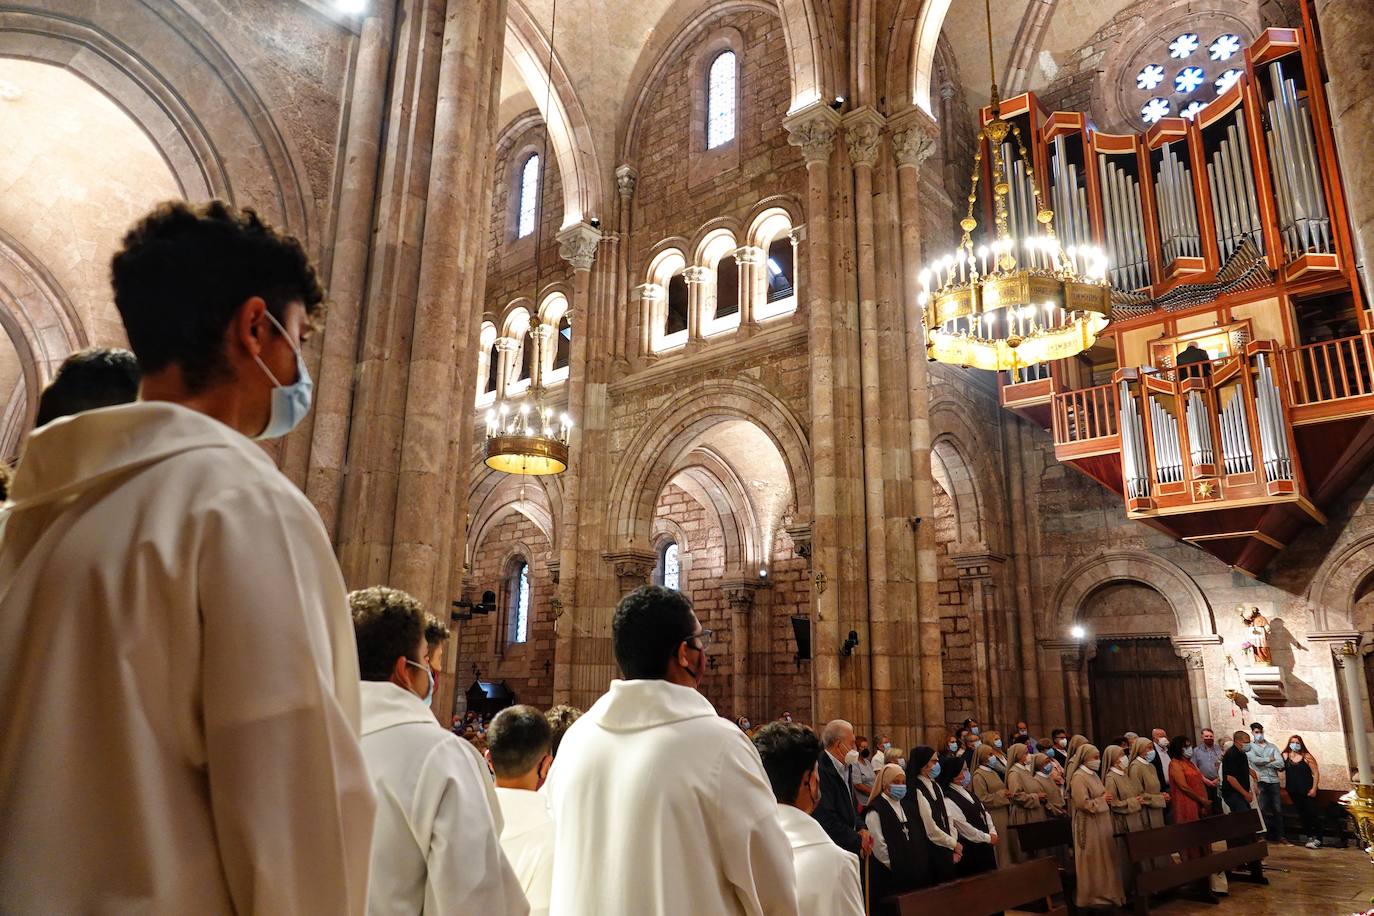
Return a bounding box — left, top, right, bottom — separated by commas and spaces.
992, 16, 1371, 575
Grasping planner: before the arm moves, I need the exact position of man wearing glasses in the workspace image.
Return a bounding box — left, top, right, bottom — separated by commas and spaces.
544, 585, 798, 915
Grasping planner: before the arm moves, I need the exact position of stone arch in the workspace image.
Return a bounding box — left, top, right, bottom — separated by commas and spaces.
930, 434, 985, 548
929, 397, 1005, 549
466, 463, 563, 566
606, 378, 812, 552
0, 2, 316, 246
0, 228, 85, 456
1306, 532, 1374, 633
672, 449, 760, 573
506, 2, 604, 226
1052, 550, 1216, 639
619, 0, 837, 165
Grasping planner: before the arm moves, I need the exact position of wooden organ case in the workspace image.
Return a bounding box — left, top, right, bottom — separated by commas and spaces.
992, 18, 1368, 576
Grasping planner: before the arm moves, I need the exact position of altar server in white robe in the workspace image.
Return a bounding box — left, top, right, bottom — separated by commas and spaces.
488, 704, 558, 916
545, 585, 798, 916
0, 201, 374, 914
755, 722, 864, 916
352, 587, 528, 915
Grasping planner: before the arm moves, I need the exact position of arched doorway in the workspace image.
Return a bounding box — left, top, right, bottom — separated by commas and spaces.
1083, 581, 1197, 742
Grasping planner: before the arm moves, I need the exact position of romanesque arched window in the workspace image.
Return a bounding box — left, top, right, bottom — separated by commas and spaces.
484, 341, 500, 395
659, 541, 681, 591
665, 272, 689, 336
554, 314, 571, 370
508, 559, 530, 644
765, 236, 794, 303
517, 153, 540, 238
706, 51, 737, 150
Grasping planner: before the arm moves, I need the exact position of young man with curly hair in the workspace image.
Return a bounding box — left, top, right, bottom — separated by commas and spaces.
0, 201, 374, 914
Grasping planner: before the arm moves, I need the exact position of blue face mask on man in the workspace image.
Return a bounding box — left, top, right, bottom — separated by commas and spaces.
889, 783, 908, 800
405, 658, 435, 708
252, 310, 313, 440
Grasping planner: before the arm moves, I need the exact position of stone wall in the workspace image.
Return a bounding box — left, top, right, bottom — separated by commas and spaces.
456, 510, 557, 714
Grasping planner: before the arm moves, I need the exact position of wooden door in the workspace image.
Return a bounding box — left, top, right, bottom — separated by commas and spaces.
1089, 637, 1196, 744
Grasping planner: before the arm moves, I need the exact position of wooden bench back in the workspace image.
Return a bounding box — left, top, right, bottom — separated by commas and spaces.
1122, 810, 1267, 899
1011, 817, 1072, 855
881, 856, 1066, 916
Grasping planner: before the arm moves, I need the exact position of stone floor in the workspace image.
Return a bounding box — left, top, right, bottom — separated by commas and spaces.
1134, 842, 1374, 915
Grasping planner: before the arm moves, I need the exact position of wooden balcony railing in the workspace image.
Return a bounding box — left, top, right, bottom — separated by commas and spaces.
1284, 335, 1374, 405
1053, 382, 1119, 444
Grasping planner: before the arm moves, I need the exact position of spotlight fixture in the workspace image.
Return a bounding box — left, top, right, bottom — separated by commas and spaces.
589, 216, 601, 229
829, 96, 845, 111
1071, 625, 1086, 639
840, 629, 860, 657
759, 568, 768, 578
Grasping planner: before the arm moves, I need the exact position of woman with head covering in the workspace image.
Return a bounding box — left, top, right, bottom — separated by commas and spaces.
1004, 743, 1046, 861
1033, 753, 1067, 818
1102, 745, 1145, 836
904, 747, 960, 884
1063, 735, 1089, 789
1127, 736, 1169, 830
936, 754, 998, 876
980, 730, 1004, 753
862, 762, 930, 899
971, 743, 1012, 869
1068, 743, 1125, 910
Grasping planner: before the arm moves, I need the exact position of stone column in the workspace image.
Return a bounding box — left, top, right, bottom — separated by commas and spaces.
683, 265, 710, 345
952, 550, 1007, 728
783, 103, 846, 724
614, 165, 637, 369
1172, 638, 1216, 741
733, 245, 763, 333
891, 110, 945, 740
494, 337, 517, 399
724, 578, 767, 721
634, 283, 662, 360
1337, 640, 1373, 783
1314, 0, 1374, 296
553, 223, 605, 708
300, 1, 396, 526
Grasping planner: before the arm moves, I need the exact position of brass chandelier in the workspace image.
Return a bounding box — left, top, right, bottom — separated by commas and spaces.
483, 0, 571, 476
920, 0, 1111, 374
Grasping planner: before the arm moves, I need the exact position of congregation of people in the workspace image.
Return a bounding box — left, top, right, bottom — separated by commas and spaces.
0, 200, 1330, 914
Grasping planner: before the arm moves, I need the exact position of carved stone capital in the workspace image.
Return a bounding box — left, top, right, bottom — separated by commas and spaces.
615, 164, 638, 200
722, 577, 767, 613
949, 548, 1006, 581
787, 226, 806, 246
635, 282, 664, 302
495, 336, 519, 353
603, 549, 657, 585
843, 107, 885, 168
733, 245, 764, 265
783, 103, 842, 165
682, 265, 711, 285
557, 222, 602, 272
889, 106, 940, 170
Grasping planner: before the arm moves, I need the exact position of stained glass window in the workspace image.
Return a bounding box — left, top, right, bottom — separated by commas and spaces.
663, 543, 681, 591
1209, 34, 1241, 61
1175, 66, 1206, 94
1137, 64, 1165, 91
1215, 69, 1242, 93
1180, 100, 1206, 121
510, 561, 530, 643
1141, 98, 1171, 124
1169, 33, 1200, 59
707, 51, 737, 150
517, 154, 539, 238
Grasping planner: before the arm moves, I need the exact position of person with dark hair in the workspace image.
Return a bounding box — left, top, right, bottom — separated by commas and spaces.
937, 754, 998, 876
1046, 728, 1071, 767
544, 585, 796, 915
0, 200, 372, 915
33, 347, 140, 428
1246, 721, 1285, 842
905, 747, 960, 884
754, 722, 863, 916
1283, 734, 1322, 847
544, 704, 582, 758
351, 587, 526, 915
489, 706, 556, 916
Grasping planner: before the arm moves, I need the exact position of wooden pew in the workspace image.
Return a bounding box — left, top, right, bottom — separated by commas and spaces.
1011, 817, 1076, 908
879, 856, 1067, 916
1121, 810, 1268, 915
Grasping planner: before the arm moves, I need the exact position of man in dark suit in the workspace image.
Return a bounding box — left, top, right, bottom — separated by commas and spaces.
813, 719, 874, 858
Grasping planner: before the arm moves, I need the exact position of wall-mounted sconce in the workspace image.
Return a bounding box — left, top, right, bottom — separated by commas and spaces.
841, 630, 860, 657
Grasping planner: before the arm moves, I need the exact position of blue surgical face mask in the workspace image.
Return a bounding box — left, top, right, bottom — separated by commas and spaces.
1144, 750, 1156, 764
252, 311, 313, 440
405, 658, 435, 707
1253, 732, 1265, 743
971, 726, 981, 736
1289, 742, 1301, 752
960, 769, 973, 787
930, 762, 941, 780
948, 742, 959, 753
990, 757, 1005, 771
994, 738, 1003, 749
1042, 764, 1055, 776
889, 783, 908, 800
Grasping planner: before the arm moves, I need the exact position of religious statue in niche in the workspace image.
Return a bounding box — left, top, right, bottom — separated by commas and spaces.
1239, 606, 1272, 665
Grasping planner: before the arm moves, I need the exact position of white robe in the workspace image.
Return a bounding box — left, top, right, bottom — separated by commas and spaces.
360, 681, 527, 915
0, 402, 375, 914
545, 679, 798, 916
776, 804, 863, 916
496, 787, 555, 916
